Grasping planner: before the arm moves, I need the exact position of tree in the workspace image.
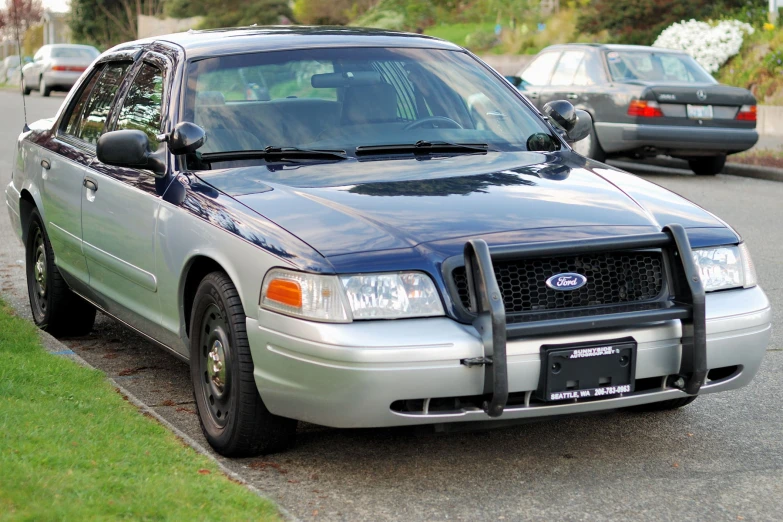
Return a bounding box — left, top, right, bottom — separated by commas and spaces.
0, 0, 42, 37
70, 0, 165, 49
166, 0, 295, 29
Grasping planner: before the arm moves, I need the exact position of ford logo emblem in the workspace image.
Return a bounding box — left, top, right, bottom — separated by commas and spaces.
546, 273, 587, 291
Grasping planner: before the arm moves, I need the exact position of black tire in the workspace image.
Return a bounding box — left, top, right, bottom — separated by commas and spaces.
572, 116, 606, 162
688, 155, 725, 176
25, 209, 96, 336
628, 396, 697, 412
22, 79, 32, 95
190, 271, 297, 457
39, 76, 51, 97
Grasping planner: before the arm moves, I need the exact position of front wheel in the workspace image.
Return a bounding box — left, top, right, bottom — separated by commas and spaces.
571, 117, 606, 162
22, 77, 32, 95
688, 155, 725, 176
25, 209, 96, 336
190, 271, 297, 457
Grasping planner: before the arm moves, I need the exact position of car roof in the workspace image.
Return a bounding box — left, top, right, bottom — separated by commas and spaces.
113, 26, 462, 60
541, 43, 688, 54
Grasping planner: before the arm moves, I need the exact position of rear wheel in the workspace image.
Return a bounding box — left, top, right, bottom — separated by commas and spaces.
571, 117, 606, 162
25, 209, 96, 336
688, 155, 725, 176
628, 396, 697, 412
190, 271, 297, 457
22, 76, 31, 95
39, 76, 51, 97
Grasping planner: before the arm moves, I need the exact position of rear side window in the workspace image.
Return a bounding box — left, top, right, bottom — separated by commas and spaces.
520, 52, 560, 86
74, 62, 131, 146
550, 51, 585, 85
63, 67, 103, 137
115, 63, 165, 148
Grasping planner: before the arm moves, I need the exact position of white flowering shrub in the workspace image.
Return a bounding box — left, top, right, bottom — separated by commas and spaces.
653, 19, 754, 74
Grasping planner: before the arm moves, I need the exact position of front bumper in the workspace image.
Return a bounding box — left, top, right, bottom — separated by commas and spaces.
594, 122, 758, 155
248, 285, 771, 428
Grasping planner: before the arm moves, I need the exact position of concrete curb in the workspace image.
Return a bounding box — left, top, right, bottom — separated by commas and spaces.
633, 156, 783, 183
36, 329, 300, 522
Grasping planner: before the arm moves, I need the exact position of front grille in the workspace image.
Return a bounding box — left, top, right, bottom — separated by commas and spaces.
452, 251, 664, 315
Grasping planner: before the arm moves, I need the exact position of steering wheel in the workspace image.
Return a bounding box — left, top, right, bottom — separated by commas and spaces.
403, 116, 463, 130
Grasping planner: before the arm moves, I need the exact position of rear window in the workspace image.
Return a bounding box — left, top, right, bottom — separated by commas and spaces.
51, 47, 99, 59
605, 51, 715, 83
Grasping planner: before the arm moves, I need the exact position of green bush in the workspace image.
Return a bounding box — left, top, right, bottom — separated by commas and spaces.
576, 0, 767, 45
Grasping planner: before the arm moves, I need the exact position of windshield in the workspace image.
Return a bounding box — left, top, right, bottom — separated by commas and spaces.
51, 46, 99, 59
605, 51, 715, 83
183, 47, 556, 164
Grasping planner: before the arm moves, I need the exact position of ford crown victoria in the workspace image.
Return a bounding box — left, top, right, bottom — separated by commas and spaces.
5, 28, 771, 456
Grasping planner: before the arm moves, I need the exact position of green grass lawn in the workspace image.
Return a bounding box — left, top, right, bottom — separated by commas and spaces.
0, 299, 280, 521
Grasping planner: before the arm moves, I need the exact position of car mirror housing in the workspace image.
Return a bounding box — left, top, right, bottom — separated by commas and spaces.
567, 109, 592, 143
167, 121, 206, 155
543, 101, 591, 143
97, 130, 166, 176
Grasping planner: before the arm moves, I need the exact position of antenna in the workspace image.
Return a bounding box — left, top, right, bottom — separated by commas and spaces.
11, 0, 29, 132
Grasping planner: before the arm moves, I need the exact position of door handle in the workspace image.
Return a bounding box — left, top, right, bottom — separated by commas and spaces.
41, 159, 51, 170
83, 178, 98, 192
566, 93, 579, 100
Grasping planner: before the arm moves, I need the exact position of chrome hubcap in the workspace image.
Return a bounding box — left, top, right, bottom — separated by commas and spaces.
208, 340, 226, 393
199, 303, 232, 427
30, 228, 48, 319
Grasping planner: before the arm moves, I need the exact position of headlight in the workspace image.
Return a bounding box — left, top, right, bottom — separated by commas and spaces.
260, 269, 444, 322
691, 243, 757, 292
341, 272, 444, 319
260, 269, 350, 323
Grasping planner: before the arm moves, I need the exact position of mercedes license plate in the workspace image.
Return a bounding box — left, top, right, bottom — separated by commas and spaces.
687, 104, 713, 119
538, 339, 636, 402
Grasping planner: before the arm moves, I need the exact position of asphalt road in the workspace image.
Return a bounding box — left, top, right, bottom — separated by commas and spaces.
1, 91, 781, 521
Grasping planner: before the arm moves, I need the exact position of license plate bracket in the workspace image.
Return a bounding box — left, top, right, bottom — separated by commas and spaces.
687, 104, 713, 120
537, 338, 637, 402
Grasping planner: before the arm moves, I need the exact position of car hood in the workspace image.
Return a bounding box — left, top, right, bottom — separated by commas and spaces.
196, 151, 730, 258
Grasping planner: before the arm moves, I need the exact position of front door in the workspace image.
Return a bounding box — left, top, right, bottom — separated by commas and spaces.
81, 61, 168, 332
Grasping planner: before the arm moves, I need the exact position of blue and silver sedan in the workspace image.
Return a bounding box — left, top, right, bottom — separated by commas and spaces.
5, 28, 771, 456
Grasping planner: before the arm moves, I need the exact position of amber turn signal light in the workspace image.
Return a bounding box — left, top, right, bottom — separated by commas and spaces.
265, 279, 302, 308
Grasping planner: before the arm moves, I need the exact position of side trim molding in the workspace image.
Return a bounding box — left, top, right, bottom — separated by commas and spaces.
82, 241, 158, 292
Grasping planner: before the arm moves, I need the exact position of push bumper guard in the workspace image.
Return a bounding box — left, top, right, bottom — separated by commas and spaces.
461, 224, 706, 418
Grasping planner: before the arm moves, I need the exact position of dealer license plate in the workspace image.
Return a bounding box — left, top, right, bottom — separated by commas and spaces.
687, 104, 713, 119
538, 339, 636, 402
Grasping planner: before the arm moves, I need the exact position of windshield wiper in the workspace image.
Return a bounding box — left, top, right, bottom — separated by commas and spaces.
355, 140, 492, 157
201, 146, 349, 164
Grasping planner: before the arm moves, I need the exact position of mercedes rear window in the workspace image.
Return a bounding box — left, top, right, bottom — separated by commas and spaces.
605, 51, 715, 83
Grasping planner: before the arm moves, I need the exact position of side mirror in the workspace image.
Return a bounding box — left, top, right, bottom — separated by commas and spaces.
504, 75, 523, 88
568, 109, 592, 143
168, 122, 206, 155
543, 100, 576, 131
97, 130, 166, 176
542, 100, 591, 143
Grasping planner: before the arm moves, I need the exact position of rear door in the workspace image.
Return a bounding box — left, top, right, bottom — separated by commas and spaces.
81, 54, 170, 333
518, 51, 560, 109
544, 50, 586, 107
38, 65, 105, 286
